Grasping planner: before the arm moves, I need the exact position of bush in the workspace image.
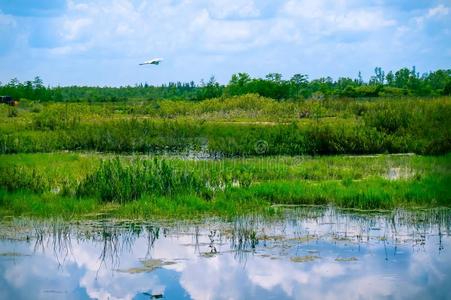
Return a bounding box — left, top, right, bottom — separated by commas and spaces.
31, 107, 80, 130
7, 108, 18, 118
30, 103, 43, 113
363, 102, 411, 134
443, 81, 451, 96
379, 87, 407, 97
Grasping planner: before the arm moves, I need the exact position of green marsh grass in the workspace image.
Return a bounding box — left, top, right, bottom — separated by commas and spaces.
0, 153, 449, 217
76, 157, 205, 203
0, 96, 449, 155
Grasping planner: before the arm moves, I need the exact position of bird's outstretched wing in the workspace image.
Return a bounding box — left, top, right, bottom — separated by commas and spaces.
139, 58, 163, 66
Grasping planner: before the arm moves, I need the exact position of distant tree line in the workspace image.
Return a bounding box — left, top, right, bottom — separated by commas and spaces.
1, 67, 450, 102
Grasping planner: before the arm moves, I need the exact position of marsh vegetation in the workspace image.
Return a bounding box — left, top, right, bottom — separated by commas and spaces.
0, 73, 450, 216
1, 95, 450, 156
0, 152, 449, 217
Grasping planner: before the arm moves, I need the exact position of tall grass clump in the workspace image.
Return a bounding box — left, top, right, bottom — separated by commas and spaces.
31, 106, 80, 130
76, 158, 204, 203
0, 166, 51, 193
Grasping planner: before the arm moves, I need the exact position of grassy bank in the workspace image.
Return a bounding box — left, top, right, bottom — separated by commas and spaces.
0, 153, 449, 218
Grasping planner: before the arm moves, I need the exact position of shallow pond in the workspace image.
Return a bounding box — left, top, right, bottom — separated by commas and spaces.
0, 207, 450, 300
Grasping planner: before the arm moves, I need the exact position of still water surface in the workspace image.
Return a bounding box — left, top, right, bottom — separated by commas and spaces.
0, 207, 450, 300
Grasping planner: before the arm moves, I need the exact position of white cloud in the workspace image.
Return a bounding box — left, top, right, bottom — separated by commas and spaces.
414, 4, 450, 27
280, 0, 396, 32
190, 10, 266, 52
0, 12, 16, 26
427, 4, 449, 18
63, 17, 92, 41
207, 0, 260, 19
53, 0, 397, 58
67, 0, 90, 12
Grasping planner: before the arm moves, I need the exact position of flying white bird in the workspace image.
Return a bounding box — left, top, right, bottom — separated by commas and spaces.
139, 58, 163, 65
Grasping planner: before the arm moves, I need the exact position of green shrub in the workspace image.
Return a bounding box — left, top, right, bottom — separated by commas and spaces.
7, 108, 18, 118
31, 108, 80, 130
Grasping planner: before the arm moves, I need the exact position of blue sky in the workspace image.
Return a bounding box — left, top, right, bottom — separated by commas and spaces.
0, 0, 450, 86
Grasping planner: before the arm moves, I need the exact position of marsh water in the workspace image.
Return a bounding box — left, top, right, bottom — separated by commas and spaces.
0, 207, 450, 300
